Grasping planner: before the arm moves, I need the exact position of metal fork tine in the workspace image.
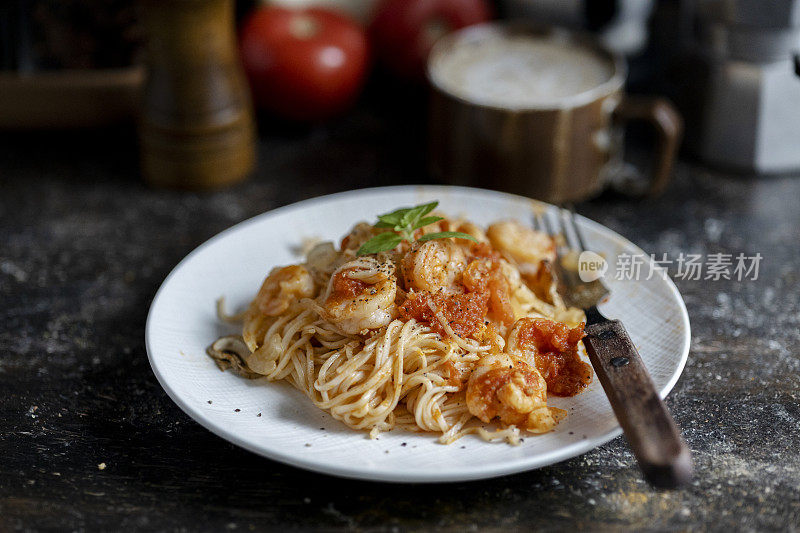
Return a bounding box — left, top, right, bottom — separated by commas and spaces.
532, 210, 545, 233
560, 207, 578, 251
542, 208, 558, 239
563, 203, 588, 253
531, 202, 608, 310
542, 208, 565, 256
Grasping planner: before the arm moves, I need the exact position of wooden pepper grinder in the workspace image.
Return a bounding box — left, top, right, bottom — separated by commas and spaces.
139, 0, 255, 189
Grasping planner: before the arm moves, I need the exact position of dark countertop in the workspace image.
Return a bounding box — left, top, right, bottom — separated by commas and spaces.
1, 98, 799, 531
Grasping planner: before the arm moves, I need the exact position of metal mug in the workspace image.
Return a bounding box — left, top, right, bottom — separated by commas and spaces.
427, 23, 682, 203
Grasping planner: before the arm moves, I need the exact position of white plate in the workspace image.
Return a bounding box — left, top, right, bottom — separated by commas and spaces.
146, 186, 690, 483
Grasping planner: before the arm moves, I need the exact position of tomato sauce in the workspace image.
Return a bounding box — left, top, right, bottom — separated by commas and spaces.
515, 318, 592, 396
329, 269, 371, 303
398, 290, 489, 339
463, 256, 514, 326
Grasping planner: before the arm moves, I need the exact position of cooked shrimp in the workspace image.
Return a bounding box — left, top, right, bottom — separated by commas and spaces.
487, 221, 555, 272
454, 221, 489, 243
323, 257, 397, 334
401, 239, 468, 293
340, 222, 382, 252
462, 256, 515, 326
507, 318, 591, 397
254, 265, 315, 316
305, 241, 343, 286
465, 354, 561, 433
522, 258, 559, 303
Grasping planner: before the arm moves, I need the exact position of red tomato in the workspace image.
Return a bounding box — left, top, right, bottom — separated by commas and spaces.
369, 0, 492, 82
240, 6, 369, 121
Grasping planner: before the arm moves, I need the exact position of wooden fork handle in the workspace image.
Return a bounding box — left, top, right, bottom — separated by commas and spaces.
583, 318, 693, 488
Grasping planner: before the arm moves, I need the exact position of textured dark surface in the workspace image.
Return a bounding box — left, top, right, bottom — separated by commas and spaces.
1, 97, 799, 531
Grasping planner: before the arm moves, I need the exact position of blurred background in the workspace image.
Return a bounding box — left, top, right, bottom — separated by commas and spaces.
2, 0, 799, 192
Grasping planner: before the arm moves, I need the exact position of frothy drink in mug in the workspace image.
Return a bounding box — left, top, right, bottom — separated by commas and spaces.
428, 24, 681, 203
429, 35, 614, 109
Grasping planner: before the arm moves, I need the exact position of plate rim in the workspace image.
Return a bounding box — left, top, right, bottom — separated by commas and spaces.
145, 185, 691, 483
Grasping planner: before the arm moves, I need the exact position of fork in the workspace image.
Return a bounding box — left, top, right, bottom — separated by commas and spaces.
533, 206, 693, 489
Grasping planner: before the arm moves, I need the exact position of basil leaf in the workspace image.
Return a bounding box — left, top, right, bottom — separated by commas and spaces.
376, 207, 412, 227
356, 232, 404, 256
412, 215, 444, 230
417, 231, 478, 243
374, 220, 398, 229
416, 201, 439, 218
362, 201, 461, 253
400, 201, 438, 228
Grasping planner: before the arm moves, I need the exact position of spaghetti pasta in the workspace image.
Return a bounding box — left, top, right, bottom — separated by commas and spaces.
207, 214, 592, 444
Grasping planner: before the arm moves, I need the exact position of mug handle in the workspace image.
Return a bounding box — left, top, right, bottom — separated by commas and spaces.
612, 96, 683, 197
